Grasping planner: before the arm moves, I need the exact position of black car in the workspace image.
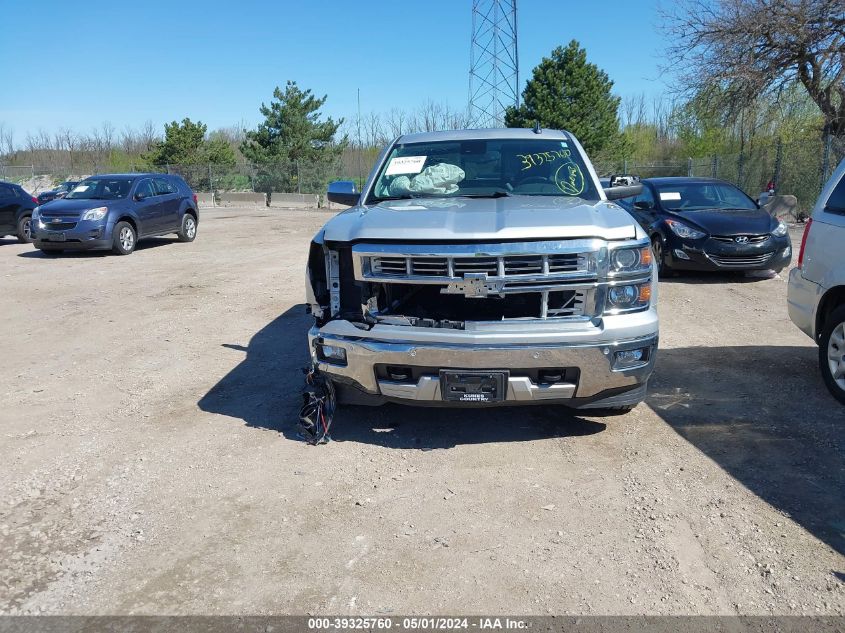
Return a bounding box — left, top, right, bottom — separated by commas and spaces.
31, 173, 198, 255
619, 177, 792, 274
37, 181, 79, 205
0, 181, 37, 243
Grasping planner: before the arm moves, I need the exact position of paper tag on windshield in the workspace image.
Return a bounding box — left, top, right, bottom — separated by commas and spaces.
385, 156, 426, 175
659, 192, 681, 201
72, 185, 89, 192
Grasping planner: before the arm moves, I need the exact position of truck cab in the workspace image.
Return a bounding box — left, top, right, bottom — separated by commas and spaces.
306, 128, 658, 410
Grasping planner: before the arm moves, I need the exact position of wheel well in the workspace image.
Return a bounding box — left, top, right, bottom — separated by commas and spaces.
816, 286, 845, 339
185, 208, 197, 222
116, 216, 137, 234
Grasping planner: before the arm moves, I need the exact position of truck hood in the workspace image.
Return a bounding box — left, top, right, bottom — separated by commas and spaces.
322, 196, 639, 243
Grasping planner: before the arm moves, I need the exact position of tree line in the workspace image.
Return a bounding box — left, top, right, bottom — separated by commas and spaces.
1, 0, 841, 188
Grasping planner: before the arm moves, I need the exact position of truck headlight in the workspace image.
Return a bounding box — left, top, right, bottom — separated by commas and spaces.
772, 221, 788, 237
81, 206, 108, 221
665, 219, 706, 240
605, 282, 651, 313
32, 206, 41, 220
610, 246, 652, 273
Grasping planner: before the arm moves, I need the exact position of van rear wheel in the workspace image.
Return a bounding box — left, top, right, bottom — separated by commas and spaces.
819, 305, 845, 405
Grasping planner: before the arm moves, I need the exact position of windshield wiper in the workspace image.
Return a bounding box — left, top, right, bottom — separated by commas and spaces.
458, 190, 511, 198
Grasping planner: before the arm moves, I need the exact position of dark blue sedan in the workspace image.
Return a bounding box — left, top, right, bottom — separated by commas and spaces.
32, 173, 198, 255
618, 177, 792, 274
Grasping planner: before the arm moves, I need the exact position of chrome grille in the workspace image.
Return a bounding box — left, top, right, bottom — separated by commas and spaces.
371, 256, 408, 275
503, 256, 543, 275
365, 253, 591, 281
707, 252, 773, 267
453, 257, 499, 276
42, 221, 77, 230
411, 257, 448, 276
711, 234, 770, 244
548, 253, 581, 272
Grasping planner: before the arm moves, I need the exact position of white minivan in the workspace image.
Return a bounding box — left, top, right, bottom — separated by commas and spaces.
787, 157, 845, 404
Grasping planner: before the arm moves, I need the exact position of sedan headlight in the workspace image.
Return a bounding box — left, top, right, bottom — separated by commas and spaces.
81, 206, 108, 221
665, 219, 706, 240
772, 221, 788, 237
32, 206, 41, 220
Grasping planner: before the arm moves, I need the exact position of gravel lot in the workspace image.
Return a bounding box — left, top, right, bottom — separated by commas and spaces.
1, 208, 843, 615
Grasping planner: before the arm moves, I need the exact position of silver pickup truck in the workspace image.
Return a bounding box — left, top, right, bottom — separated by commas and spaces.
305, 128, 658, 410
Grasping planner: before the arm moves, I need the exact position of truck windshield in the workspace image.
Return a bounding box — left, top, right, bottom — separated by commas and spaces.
368, 138, 600, 203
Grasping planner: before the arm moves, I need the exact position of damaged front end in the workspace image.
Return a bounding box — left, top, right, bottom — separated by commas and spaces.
305, 234, 658, 408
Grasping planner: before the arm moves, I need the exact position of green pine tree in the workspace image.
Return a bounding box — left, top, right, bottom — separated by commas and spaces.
145, 118, 236, 166
505, 40, 624, 157
241, 81, 347, 193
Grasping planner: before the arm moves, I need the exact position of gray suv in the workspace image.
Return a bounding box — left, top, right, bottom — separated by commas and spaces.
32, 173, 199, 255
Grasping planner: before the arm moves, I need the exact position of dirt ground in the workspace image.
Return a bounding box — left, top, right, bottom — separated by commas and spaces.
0, 209, 842, 616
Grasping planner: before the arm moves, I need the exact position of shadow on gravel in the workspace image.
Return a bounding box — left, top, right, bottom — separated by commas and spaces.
16, 236, 178, 258
199, 304, 607, 449
648, 344, 845, 557
658, 270, 780, 285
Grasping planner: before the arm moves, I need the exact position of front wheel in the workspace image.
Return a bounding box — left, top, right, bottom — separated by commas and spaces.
16, 215, 33, 243
819, 305, 845, 405
652, 236, 673, 276
177, 213, 197, 242
112, 221, 136, 255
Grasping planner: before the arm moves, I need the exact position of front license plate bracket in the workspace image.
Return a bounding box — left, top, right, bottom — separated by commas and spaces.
439, 370, 508, 403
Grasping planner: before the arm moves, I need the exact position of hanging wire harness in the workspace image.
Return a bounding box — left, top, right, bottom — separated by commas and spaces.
298, 366, 336, 445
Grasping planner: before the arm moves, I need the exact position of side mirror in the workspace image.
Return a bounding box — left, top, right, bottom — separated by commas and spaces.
327, 180, 359, 206
134, 192, 146, 201
604, 184, 643, 200
633, 200, 653, 210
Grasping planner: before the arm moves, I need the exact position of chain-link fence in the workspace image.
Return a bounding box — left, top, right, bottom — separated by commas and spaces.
4, 136, 844, 214
596, 135, 845, 218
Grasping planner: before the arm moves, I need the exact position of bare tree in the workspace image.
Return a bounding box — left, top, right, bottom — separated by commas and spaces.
139, 120, 159, 152
663, 0, 845, 136
0, 123, 15, 159
384, 108, 407, 138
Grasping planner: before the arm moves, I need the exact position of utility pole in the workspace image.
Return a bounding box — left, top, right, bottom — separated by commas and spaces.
357, 88, 363, 188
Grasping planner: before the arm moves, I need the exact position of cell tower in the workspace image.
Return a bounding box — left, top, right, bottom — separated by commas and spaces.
468, 0, 519, 128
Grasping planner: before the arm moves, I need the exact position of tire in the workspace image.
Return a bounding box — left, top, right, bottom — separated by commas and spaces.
818, 305, 845, 405
16, 215, 33, 243
652, 235, 673, 276
112, 221, 136, 255
177, 213, 197, 242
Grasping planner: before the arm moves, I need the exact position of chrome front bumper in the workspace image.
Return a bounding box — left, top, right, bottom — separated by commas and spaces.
308, 321, 658, 406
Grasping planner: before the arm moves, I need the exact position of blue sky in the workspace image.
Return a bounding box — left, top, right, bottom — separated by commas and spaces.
0, 0, 670, 139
